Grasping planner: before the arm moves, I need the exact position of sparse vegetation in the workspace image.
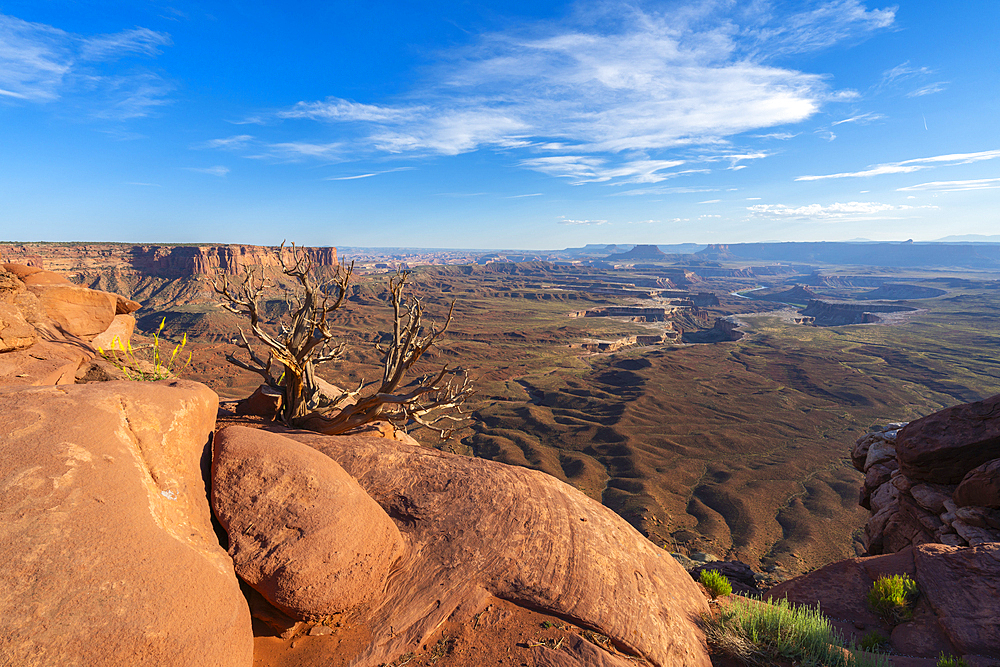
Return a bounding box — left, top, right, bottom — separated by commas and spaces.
859, 630, 889, 652
867, 574, 919, 624
699, 569, 733, 599
97, 317, 191, 381
937, 654, 970, 667
703, 596, 891, 667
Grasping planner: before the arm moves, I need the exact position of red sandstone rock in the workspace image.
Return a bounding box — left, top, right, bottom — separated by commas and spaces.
235, 383, 284, 417
0, 381, 252, 666
955, 458, 1000, 509
0, 301, 35, 352
914, 543, 1000, 658
1, 263, 42, 279
897, 394, 1000, 483
212, 427, 405, 618
20, 269, 73, 286
26, 283, 117, 340
90, 313, 136, 352
253, 426, 711, 667
0, 339, 87, 385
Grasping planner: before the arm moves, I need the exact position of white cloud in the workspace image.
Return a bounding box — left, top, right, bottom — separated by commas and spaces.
79, 27, 171, 61
507, 193, 543, 198
256, 2, 894, 182
831, 112, 885, 125
557, 216, 608, 226
0, 14, 72, 101
897, 178, 1000, 192
907, 82, 948, 97
739, 0, 895, 59
797, 149, 1000, 181
266, 142, 343, 159
699, 199, 721, 204
327, 173, 377, 180
748, 201, 936, 220
0, 13, 171, 115
753, 131, 798, 140
186, 166, 230, 176
199, 135, 255, 150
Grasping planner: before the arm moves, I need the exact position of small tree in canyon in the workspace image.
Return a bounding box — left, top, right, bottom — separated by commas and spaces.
213, 242, 473, 437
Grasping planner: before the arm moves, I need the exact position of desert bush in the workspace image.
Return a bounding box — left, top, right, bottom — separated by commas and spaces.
703, 596, 890, 667
98, 317, 190, 381
699, 568, 733, 599
867, 574, 919, 624
859, 630, 889, 652
937, 654, 970, 667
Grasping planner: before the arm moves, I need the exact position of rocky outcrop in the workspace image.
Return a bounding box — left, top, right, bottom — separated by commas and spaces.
766, 543, 1000, 660
852, 395, 1000, 555
0, 381, 252, 666
212, 425, 711, 667
1, 243, 338, 279
0, 264, 142, 385
799, 299, 917, 326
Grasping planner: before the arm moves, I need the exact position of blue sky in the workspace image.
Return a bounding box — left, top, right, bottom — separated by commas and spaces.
1, 1, 998, 249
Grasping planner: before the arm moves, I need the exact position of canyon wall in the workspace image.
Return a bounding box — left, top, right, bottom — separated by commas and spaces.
0, 243, 338, 279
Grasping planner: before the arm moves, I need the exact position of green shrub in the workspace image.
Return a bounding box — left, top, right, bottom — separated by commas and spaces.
98, 317, 191, 381
699, 569, 733, 599
867, 574, 919, 624
937, 654, 970, 667
703, 596, 890, 667
859, 630, 889, 652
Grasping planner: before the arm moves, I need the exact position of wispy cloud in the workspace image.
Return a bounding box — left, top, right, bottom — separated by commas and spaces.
831, 112, 885, 125
186, 166, 230, 176
748, 201, 936, 220
897, 178, 1000, 192
198, 134, 255, 150
796, 149, 1000, 181
248, 1, 893, 182
0, 13, 171, 116
325, 167, 414, 180
557, 216, 609, 226
907, 82, 948, 98
79, 27, 171, 61
507, 192, 543, 198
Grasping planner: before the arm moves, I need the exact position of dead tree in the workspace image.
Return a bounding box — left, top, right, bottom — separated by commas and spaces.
305, 270, 474, 439
215, 245, 472, 437
212, 241, 353, 424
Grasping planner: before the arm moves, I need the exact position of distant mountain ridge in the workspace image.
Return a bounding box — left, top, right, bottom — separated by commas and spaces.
696, 242, 1000, 268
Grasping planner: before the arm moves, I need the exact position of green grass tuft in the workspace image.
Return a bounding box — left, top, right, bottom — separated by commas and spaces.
937, 654, 970, 667
859, 630, 889, 652
867, 574, 919, 624
703, 596, 891, 667
699, 569, 733, 599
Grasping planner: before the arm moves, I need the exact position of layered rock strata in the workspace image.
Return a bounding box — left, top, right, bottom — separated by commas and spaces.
853, 394, 1000, 555
0, 244, 338, 279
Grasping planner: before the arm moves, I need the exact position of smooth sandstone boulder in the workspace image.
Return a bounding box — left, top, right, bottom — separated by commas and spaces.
954, 458, 1000, 509
242, 427, 711, 667
896, 394, 1000, 483
20, 269, 73, 286
27, 283, 117, 340
90, 313, 136, 352
0, 381, 252, 667
1, 263, 43, 279
212, 427, 405, 618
